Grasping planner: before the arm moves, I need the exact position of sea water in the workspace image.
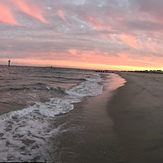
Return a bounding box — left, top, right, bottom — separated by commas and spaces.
0, 65, 125, 162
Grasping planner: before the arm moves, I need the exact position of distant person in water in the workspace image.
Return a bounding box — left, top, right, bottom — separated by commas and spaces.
8, 59, 11, 67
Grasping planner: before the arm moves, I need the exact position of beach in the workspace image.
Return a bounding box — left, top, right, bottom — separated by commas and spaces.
55, 72, 163, 163
108, 72, 163, 163
53, 73, 126, 163
1, 67, 163, 162
0, 66, 127, 162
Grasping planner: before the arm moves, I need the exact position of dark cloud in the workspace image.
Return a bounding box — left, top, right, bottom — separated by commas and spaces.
129, 0, 163, 21
124, 19, 163, 31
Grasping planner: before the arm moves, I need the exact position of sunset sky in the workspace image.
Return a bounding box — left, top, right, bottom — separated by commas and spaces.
0, 0, 163, 70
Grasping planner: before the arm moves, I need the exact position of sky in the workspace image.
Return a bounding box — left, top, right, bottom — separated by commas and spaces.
0, 0, 163, 70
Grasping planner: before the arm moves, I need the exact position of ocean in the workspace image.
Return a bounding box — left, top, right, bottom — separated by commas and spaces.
0, 65, 126, 162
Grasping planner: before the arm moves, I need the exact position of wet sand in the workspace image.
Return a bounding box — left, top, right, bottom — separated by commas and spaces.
109, 72, 163, 163
54, 72, 163, 163
54, 74, 125, 163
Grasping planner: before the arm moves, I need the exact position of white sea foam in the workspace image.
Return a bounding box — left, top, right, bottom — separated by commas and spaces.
0, 73, 104, 162
66, 73, 103, 97
0, 98, 70, 162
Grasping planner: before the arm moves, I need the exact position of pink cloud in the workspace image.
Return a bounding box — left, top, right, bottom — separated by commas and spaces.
109, 34, 116, 41
88, 16, 103, 30
0, 3, 19, 25
13, 0, 47, 23
68, 49, 78, 55
119, 33, 139, 49
57, 9, 66, 21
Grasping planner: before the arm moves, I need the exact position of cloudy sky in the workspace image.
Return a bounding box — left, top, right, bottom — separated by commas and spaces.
0, 0, 163, 70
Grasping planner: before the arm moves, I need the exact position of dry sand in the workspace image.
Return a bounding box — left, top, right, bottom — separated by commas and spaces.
54, 72, 163, 163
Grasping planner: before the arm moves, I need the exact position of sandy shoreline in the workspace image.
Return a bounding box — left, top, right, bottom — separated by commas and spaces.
109, 72, 163, 163
54, 72, 163, 163
54, 74, 126, 163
